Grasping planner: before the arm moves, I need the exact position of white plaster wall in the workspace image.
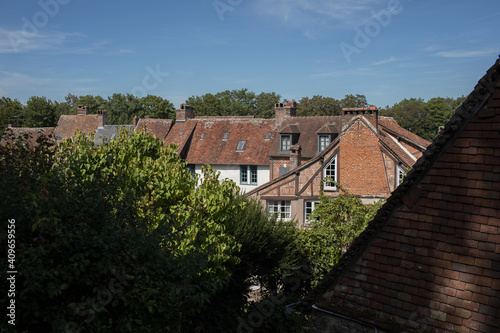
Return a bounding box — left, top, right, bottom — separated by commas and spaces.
192, 164, 270, 194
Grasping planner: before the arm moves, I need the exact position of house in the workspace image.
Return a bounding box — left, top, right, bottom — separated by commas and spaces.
299, 56, 500, 332
52, 105, 108, 144
0, 125, 54, 146
246, 105, 429, 226
3, 99, 429, 226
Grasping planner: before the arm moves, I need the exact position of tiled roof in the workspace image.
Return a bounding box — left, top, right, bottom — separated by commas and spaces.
183, 117, 276, 165
1, 127, 55, 146
53, 114, 100, 141
300, 56, 500, 332
135, 118, 173, 141
163, 120, 197, 157
379, 117, 431, 149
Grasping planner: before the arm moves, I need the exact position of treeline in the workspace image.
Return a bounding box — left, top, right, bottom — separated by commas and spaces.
1, 89, 466, 141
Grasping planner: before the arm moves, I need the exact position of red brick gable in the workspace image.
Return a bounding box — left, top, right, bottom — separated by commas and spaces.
338, 118, 390, 197
301, 56, 500, 332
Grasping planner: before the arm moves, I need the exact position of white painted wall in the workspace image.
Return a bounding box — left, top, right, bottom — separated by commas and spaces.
192, 164, 270, 194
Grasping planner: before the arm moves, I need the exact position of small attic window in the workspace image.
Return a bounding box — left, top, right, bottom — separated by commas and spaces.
179, 130, 184, 135
222, 132, 229, 141
200, 133, 205, 140
265, 133, 271, 140
236, 140, 246, 151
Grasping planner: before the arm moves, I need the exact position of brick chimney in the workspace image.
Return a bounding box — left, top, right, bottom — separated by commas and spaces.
289, 144, 302, 170
342, 106, 378, 130
275, 101, 297, 124
77, 105, 89, 115
176, 104, 194, 123
97, 110, 107, 128
133, 115, 139, 128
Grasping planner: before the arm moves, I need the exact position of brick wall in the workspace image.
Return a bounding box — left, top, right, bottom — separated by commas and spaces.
317, 97, 500, 332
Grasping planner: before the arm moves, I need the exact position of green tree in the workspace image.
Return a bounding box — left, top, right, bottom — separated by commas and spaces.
0, 97, 23, 135
185, 89, 281, 118
382, 98, 434, 140
0, 130, 303, 332
139, 95, 175, 119
106, 93, 142, 124
296, 184, 383, 288
340, 94, 369, 108
255, 91, 281, 118
23, 96, 57, 127
296, 95, 341, 116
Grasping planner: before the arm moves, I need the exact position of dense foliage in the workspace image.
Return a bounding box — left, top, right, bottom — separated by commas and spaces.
296, 183, 384, 288
0, 130, 304, 332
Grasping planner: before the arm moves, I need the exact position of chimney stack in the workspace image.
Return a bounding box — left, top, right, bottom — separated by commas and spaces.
77, 105, 89, 115
176, 104, 194, 123
275, 101, 296, 124
342, 106, 378, 130
289, 144, 302, 170
97, 110, 107, 128
133, 115, 139, 128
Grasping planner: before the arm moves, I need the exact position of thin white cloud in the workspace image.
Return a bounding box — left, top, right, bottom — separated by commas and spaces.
370, 56, 399, 66
435, 49, 498, 59
0, 28, 84, 54
254, 0, 384, 29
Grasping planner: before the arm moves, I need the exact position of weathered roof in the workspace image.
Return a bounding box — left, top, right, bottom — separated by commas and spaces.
182, 117, 276, 165
1, 127, 55, 146
135, 118, 173, 141
299, 56, 500, 332
53, 114, 100, 141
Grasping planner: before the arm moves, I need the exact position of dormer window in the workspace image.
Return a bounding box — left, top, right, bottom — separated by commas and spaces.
280, 134, 292, 152
318, 134, 331, 152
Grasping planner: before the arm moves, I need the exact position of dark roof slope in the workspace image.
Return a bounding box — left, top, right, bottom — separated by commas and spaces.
1, 127, 55, 146
300, 56, 500, 332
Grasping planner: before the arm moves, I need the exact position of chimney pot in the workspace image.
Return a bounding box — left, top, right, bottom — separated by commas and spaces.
289, 144, 302, 169
275, 100, 296, 124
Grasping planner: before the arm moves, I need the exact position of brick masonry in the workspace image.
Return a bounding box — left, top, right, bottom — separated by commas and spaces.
306, 58, 500, 333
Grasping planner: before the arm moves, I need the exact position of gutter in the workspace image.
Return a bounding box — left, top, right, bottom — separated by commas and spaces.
311, 304, 379, 333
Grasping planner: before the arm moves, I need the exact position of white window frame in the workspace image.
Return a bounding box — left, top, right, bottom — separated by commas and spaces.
318, 134, 331, 152
304, 200, 320, 223
280, 134, 292, 152
323, 155, 337, 190
240, 165, 258, 185
397, 165, 406, 185
267, 200, 291, 221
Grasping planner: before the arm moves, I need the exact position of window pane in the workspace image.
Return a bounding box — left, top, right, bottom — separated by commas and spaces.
281, 135, 291, 152
240, 165, 248, 183
324, 156, 336, 189
250, 166, 258, 184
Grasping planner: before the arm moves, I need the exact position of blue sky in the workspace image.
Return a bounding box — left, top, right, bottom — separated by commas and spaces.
1, 0, 499, 109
